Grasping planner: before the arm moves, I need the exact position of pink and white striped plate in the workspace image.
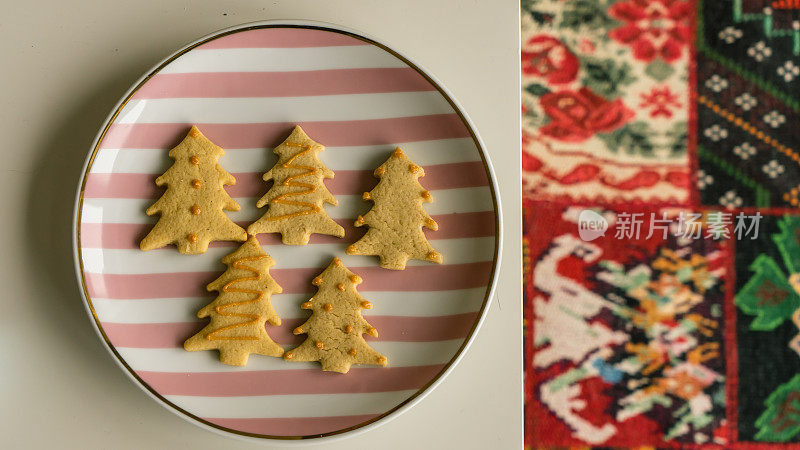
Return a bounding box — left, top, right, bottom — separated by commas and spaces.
73, 21, 500, 443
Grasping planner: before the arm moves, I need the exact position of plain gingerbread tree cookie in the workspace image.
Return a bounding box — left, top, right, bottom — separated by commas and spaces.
284, 258, 387, 373
184, 236, 283, 366
140, 126, 246, 254
248, 126, 345, 245
346, 148, 443, 270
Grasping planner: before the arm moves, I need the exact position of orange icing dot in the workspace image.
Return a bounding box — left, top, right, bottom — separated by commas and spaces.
355, 215, 365, 225
377, 356, 387, 364
421, 190, 432, 201
374, 167, 385, 176
362, 192, 371, 200
392, 147, 404, 157
345, 324, 354, 334
337, 283, 346, 291
189, 127, 201, 138
312, 277, 323, 286
428, 251, 440, 261
190, 205, 202, 215
408, 164, 421, 174
301, 301, 313, 309
315, 341, 324, 349
361, 301, 372, 309
323, 303, 333, 311
333, 257, 342, 266
367, 327, 378, 337
346, 245, 357, 254
187, 233, 198, 243
191, 179, 202, 189
284, 352, 294, 360
348, 348, 357, 356
189, 155, 200, 165
293, 327, 303, 334
349, 275, 362, 283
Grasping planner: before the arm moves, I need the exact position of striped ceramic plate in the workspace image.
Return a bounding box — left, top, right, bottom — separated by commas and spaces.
73, 21, 500, 444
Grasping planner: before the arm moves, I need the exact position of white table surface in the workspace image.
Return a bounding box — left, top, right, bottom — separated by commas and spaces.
0, 1, 522, 448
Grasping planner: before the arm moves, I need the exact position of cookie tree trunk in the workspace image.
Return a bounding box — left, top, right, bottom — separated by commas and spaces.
140, 126, 246, 254
346, 148, 442, 270
284, 258, 387, 373
248, 126, 345, 245
184, 236, 283, 366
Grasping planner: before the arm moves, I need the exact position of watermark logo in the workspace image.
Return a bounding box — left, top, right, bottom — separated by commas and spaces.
575, 209, 762, 241
578, 209, 609, 242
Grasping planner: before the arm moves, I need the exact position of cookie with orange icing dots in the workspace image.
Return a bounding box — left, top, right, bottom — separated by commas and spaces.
283, 258, 387, 373
247, 126, 345, 245
184, 236, 283, 366
140, 126, 247, 254
346, 147, 443, 270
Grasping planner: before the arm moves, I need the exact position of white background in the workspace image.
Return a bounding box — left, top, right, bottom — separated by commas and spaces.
0, 1, 522, 448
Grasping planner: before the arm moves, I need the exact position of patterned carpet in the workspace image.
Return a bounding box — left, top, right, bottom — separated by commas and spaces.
522, 0, 800, 447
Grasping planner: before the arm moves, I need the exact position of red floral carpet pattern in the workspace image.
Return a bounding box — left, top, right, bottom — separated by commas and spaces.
522, 0, 693, 204
523, 0, 800, 448
525, 203, 730, 447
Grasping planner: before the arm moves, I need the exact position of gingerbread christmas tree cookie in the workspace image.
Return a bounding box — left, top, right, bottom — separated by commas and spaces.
140, 126, 246, 254
184, 236, 283, 366
284, 258, 387, 373
248, 126, 345, 245
346, 148, 443, 270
